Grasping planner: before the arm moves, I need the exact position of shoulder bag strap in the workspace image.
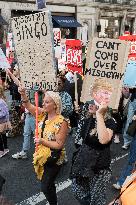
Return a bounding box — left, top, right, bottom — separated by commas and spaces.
41, 115, 48, 138
81, 117, 93, 143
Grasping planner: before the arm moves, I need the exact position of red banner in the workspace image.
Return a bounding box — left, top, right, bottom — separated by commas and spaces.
119, 34, 136, 59
66, 39, 82, 74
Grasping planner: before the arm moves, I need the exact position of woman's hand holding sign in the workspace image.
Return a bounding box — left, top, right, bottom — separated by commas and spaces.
6, 68, 20, 86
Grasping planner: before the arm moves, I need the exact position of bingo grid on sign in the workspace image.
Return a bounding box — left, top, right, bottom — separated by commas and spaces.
12, 11, 56, 90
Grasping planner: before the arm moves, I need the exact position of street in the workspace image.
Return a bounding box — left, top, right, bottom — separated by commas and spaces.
1, 131, 128, 205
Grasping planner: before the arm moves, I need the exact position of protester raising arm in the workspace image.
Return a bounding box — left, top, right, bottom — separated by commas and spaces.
18, 84, 44, 116
96, 102, 113, 144
6, 69, 44, 116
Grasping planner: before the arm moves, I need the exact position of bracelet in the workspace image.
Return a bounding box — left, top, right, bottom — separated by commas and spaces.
21, 99, 29, 104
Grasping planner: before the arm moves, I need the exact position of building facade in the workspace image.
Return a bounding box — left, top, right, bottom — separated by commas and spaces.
0, 0, 136, 46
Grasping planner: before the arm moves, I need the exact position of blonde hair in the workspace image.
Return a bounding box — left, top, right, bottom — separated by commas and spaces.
90, 78, 113, 96
45, 91, 62, 114
0, 85, 5, 100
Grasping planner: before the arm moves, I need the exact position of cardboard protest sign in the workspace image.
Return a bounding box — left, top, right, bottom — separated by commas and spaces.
124, 60, 136, 88
58, 39, 66, 71
0, 48, 11, 69
119, 35, 136, 60
53, 28, 61, 59
66, 40, 83, 75
81, 37, 130, 109
11, 11, 56, 90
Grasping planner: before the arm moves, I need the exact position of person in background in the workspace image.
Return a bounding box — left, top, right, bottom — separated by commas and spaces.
113, 111, 136, 190
12, 89, 43, 159
0, 85, 11, 158
64, 70, 83, 128
71, 78, 117, 205
57, 75, 73, 163
110, 162, 136, 205
57, 75, 73, 119
7, 63, 21, 109
6, 64, 22, 137
17, 83, 69, 205
122, 87, 136, 149
112, 93, 124, 144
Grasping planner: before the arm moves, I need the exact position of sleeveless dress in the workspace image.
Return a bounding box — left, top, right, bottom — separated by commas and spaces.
33, 114, 66, 180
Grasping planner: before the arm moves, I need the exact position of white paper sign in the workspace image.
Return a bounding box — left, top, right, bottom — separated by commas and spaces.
11, 11, 56, 90
81, 38, 130, 109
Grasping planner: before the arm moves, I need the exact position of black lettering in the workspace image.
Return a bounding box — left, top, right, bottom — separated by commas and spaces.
41, 22, 47, 36
105, 63, 110, 69
120, 73, 124, 80
20, 16, 24, 24
22, 26, 25, 40
103, 41, 108, 49
114, 53, 118, 61
43, 83, 46, 90
94, 60, 99, 68
41, 12, 45, 22
25, 25, 33, 39
107, 42, 114, 50
107, 52, 113, 60
95, 50, 101, 59
24, 15, 30, 24
111, 62, 117, 70
32, 14, 35, 22
16, 29, 21, 41
114, 72, 120, 79
96, 69, 101, 76
92, 69, 97, 76
115, 43, 121, 50
100, 61, 105, 69
35, 22, 40, 39
84, 68, 90, 75
101, 71, 106, 77
110, 71, 114, 79
96, 41, 103, 48
106, 72, 112, 78
101, 52, 108, 60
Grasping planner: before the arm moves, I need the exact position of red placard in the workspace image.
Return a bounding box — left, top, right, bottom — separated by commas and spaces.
119, 34, 136, 59
66, 39, 83, 74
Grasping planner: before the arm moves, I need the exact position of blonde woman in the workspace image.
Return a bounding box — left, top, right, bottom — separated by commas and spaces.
71, 78, 117, 205
18, 84, 69, 205
0, 85, 11, 158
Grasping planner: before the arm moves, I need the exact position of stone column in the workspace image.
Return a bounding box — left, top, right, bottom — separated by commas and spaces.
1, 7, 11, 23
120, 10, 127, 35
93, 7, 100, 38
1, 5, 11, 46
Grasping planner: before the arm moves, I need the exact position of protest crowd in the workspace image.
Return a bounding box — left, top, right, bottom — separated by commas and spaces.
0, 10, 136, 205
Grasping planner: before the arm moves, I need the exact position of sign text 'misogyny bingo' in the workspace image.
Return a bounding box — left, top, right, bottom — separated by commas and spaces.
13, 12, 47, 41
